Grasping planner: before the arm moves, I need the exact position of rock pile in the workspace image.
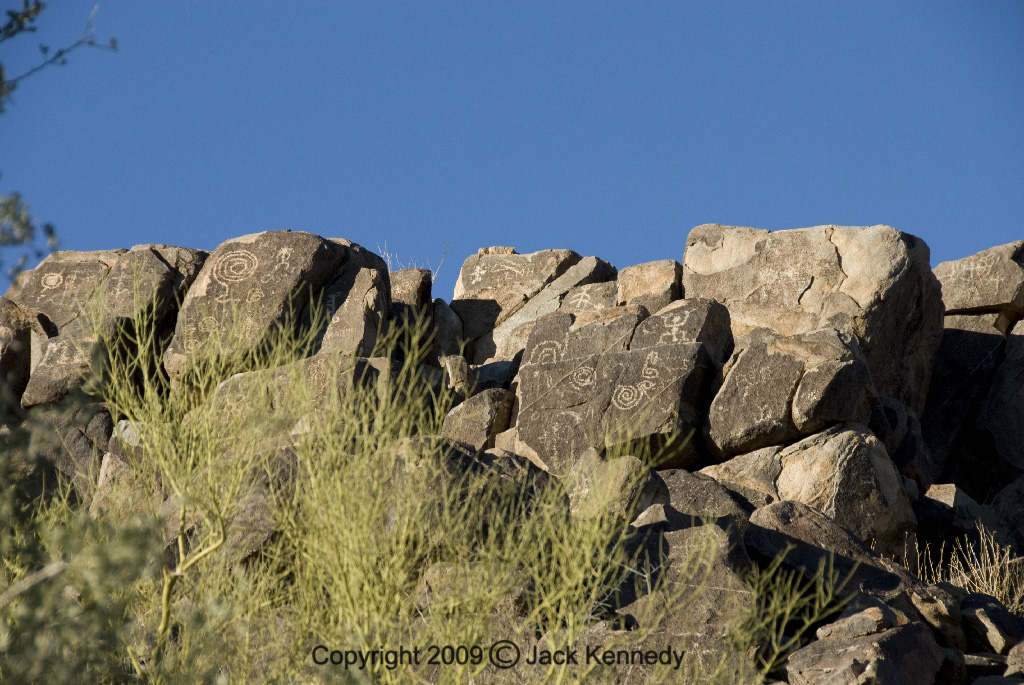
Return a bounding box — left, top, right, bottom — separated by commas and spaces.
4, 225, 1024, 683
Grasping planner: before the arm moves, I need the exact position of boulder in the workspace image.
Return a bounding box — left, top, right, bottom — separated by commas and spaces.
0, 297, 32, 411
467, 255, 617, 364
11, 245, 206, 406
559, 282, 617, 313
440, 388, 515, 454
922, 313, 1011, 474
683, 224, 943, 414
773, 424, 916, 556
428, 299, 465, 363
616, 259, 683, 313
705, 328, 876, 458
961, 593, 1024, 655
450, 247, 582, 342
630, 298, 733, 365
316, 265, 390, 358
700, 445, 784, 509
516, 307, 714, 475
785, 621, 944, 685
389, 268, 432, 315
562, 448, 668, 523
617, 522, 753, 678
164, 231, 349, 383
746, 500, 968, 650
934, 241, 1024, 320
655, 468, 753, 531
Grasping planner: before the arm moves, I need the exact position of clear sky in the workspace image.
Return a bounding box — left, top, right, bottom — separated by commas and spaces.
2, 2, 1022, 299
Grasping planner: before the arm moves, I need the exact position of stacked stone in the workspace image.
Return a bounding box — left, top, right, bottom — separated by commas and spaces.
5, 225, 1024, 683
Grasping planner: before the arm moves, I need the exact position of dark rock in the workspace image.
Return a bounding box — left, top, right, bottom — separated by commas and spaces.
785, 622, 944, 685
164, 230, 349, 384
441, 388, 515, 454
705, 328, 876, 458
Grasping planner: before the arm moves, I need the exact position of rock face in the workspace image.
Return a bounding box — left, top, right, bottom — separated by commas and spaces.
922, 242, 1024, 501
705, 327, 876, 458
11, 227, 1024, 684
163, 231, 372, 384
933, 241, 1024, 319
515, 304, 718, 475
452, 249, 617, 365
7, 245, 207, 406
683, 224, 943, 414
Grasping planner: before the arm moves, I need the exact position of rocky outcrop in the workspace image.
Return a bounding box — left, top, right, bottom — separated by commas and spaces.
923, 242, 1024, 501
8, 225, 1024, 684
683, 224, 943, 415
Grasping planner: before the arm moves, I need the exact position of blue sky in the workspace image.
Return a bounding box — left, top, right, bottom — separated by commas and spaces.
2, 2, 1022, 298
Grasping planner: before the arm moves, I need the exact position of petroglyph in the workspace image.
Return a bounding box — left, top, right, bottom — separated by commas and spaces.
567, 288, 593, 310
610, 350, 660, 411
211, 250, 260, 286
530, 340, 564, 364
41, 273, 64, 291
469, 260, 528, 286
569, 364, 597, 390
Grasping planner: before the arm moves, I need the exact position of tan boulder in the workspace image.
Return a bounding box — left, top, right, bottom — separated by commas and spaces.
683, 224, 943, 414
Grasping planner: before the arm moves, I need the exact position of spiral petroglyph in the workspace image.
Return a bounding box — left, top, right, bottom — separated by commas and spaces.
610, 383, 646, 410
211, 250, 260, 285
570, 364, 597, 389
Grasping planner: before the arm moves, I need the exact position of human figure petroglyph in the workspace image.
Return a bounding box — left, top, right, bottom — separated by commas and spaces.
657, 312, 691, 345
567, 288, 593, 310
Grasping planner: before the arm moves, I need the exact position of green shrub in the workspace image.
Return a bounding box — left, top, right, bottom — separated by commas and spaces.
0, 281, 856, 684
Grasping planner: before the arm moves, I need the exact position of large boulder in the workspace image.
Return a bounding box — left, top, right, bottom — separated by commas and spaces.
785, 621, 944, 685
515, 306, 716, 475
163, 231, 352, 383
314, 263, 390, 358
8, 245, 206, 406
459, 252, 617, 365
615, 259, 683, 313
450, 247, 582, 343
705, 424, 915, 555
933, 241, 1024, 320
773, 424, 916, 556
683, 224, 943, 414
705, 327, 876, 458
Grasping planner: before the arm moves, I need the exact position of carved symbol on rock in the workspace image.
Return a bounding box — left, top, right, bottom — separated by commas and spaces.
211, 250, 259, 285
610, 351, 660, 411
570, 365, 597, 389
611, 384, 646, 411
530, 340, 564, 364
41, 273, 64, 291
568, 289, 594, 310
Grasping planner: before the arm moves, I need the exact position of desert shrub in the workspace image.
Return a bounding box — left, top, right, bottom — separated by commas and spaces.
0, 276, 856, 684
907, 524, 1024, 617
